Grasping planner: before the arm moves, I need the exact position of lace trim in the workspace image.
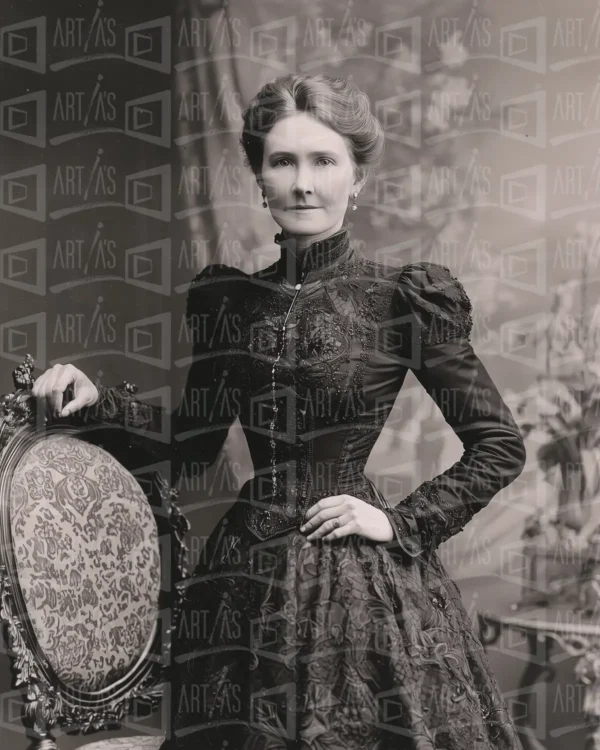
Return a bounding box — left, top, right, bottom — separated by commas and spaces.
384, 479, 469, 558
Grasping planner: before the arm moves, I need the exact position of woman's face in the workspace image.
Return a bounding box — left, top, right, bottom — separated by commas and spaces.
260, 112, 362, 238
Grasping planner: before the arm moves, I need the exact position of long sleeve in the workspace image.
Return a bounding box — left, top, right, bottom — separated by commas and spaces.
380, 262, 527, 559
78, 263, 244, 489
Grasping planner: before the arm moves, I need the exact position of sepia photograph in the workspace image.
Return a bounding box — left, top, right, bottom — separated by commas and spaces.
1, 1, 600, 748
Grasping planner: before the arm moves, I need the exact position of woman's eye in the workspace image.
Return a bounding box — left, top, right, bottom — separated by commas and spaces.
273, 157, 334, 167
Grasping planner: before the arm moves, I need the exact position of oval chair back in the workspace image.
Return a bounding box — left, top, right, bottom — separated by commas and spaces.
0, 356, 189, 750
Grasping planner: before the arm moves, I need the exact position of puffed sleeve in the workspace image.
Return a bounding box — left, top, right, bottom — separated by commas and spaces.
79, 263, 244, 489
380, 262, 527, 559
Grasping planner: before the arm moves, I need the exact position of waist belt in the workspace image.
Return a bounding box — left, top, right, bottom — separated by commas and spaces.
240, 475, 386, 541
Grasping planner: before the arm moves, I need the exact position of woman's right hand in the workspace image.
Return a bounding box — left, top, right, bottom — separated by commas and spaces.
32, 364, 99, 419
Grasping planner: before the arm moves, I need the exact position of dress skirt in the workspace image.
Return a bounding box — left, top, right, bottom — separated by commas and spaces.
161, 498, 523, 750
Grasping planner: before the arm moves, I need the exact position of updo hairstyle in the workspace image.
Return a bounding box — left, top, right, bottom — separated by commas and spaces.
240, 73, 385, 181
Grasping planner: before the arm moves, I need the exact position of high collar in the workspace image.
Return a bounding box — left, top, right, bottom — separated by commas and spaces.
274, 223, 352, 283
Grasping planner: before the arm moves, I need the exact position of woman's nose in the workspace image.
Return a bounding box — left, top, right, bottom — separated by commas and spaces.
293, 166, 313, 194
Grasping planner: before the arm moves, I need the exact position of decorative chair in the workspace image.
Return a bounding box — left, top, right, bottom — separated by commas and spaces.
0, 355, 189, 750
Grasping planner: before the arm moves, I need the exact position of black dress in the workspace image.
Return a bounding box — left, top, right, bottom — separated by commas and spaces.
87, 224, 527, 749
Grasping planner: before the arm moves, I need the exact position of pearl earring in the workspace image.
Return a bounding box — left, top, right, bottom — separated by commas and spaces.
352, 191, 358, 211
262, 190, 267, 208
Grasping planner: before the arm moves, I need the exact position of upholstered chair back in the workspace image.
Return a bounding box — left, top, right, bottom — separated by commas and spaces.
0, 356, 187, 750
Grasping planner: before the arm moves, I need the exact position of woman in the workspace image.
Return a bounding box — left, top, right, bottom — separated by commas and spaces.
33, 73, 527, 749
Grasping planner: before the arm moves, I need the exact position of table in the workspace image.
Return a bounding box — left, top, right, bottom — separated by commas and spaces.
457, 576, 600, 750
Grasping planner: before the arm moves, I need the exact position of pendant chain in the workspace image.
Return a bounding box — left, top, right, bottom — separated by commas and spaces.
269, 266, 307, 498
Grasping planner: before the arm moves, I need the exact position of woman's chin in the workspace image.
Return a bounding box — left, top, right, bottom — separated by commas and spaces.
273, 213, 330, 235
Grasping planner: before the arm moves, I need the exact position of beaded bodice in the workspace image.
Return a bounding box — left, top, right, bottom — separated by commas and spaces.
197, 227, 472, 540
81, 226, 528, 750
89, 224, 525, 554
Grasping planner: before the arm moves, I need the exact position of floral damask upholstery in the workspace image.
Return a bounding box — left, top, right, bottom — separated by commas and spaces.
10, 434, 162, 691
0, 356, 188, 749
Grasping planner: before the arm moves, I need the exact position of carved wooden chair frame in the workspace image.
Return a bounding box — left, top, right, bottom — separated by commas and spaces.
0, 355, 189, 749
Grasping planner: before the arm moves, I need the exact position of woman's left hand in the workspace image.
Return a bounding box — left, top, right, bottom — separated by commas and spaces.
299, 494, 394, 543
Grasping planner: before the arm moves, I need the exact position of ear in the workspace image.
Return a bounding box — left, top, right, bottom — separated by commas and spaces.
352, 166, 368, 194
